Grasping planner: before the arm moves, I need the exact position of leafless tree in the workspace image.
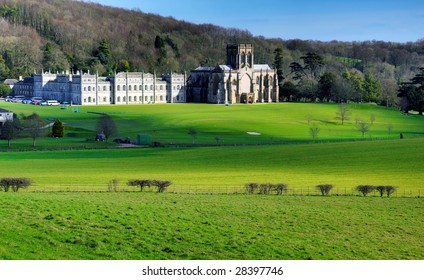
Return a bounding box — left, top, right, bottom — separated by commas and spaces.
357, 121, 370, 138
127, 179, 151, 192
336, 103, 350, 125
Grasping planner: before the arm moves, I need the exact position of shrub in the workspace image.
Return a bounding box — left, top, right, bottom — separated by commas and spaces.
356, 185, 375, 196
316, 184, 333, 196
375, 186, 386, 197
258, 183, 273, 194
274, 183, 288, 195
245, 182, 259, 194
152, 180, 172, 193
107, 178, 119, 192
0, 177, 31, 192
385, 186, 397, 197
127, 179, 151, 192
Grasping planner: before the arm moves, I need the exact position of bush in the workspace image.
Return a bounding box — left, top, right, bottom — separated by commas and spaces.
127, 179, 151, 192
375, 186, 386, 197
0, 177, 31, 192
316, 184, 333, 196
356, 185, 375, 196
107, 178, 119, 192
245, 182, 258, 194
274, 183, 288, 195
152, 180, 172, 193
258, 183, 273, 194
385, 186, 397, 197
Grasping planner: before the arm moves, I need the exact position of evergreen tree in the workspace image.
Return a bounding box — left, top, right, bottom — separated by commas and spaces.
52, 119, 64, 138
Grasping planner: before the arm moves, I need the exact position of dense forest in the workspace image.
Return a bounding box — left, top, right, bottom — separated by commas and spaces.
1, 0, 424, 108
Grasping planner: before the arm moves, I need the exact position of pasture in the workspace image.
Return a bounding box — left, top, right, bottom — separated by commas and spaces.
0, 102, 423, 260
1, 102, 423, 148
0, 192, 422, 260
0, 138, 423, 195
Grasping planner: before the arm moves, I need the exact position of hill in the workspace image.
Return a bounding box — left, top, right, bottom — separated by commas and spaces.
1, 0, 424, 85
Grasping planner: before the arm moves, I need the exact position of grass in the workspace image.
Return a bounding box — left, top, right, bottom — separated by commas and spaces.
0, 102, 423, 260
1, 138, 423, 195
0, 192, 421, 260
1, 102, 423, 148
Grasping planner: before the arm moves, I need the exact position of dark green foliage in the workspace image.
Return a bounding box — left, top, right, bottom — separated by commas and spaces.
356, 185, 375, 196
0, 83, 11, 97
152, 180, 172, 193
316, 184, 333, 196
318, 72, 336, 101
0, 119, 14, 147
245, 182, 258, 194
154, 35, 165, 49
398, 68, 424, 115
127, 179, 152, 192
52, 119, 64, 138
0, 177, 31, 192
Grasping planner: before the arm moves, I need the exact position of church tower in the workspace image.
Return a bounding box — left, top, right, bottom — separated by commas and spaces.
226, 44, 254, 69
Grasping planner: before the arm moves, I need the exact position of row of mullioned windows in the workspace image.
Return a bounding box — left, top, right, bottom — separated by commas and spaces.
116, 85, 166, 91
115, 95, 164, 102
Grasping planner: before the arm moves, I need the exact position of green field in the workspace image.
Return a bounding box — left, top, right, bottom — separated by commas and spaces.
0, 193, 422, 260
1, 102, 423, 149
0, 102, 423, 260
0, 139, 423, 195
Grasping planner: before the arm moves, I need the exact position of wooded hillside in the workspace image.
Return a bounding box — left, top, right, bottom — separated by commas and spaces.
1, 0, 424, 107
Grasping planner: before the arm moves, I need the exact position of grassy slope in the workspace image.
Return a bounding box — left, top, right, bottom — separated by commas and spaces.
0, 193, 422, 260
1, 139, 423, 194
1, 102, 423, 148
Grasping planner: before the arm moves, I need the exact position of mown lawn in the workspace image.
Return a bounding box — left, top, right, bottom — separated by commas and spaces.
0, 192, 421, 260
1, 102, 423, 148
0, 138, 423, 195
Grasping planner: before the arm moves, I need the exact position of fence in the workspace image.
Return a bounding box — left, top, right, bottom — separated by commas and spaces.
18, 183, 424, 197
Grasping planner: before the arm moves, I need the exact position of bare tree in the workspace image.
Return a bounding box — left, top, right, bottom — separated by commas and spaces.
336, 103, 350, 125
0, 177, 31, 192
23, 113, 44, 147
152, 180, 172, 193
127, 179, 151, 192
376, 186, 386, 197
357, 121, 370, 138
316, 184, 333, 196
385, 186, 397, 197
258, 183, 273, 194
356, 185, 375, 196
245, 182, 258, 194
309, 123, 320, 139
107, 178, 119, 192
370, 114, 376, 125
274, 183, 288, 195
97, 114, 117, 142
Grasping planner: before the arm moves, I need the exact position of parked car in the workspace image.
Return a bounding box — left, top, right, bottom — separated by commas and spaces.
41, 100, 60, 106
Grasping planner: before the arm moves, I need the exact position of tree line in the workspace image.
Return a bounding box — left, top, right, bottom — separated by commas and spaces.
1, 0, 424, 97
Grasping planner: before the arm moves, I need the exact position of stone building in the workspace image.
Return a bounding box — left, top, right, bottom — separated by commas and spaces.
187, 44, 279, 104
13, 71, 186, 105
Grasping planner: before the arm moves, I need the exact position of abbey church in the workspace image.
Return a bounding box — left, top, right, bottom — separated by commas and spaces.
187, 44, 279, 104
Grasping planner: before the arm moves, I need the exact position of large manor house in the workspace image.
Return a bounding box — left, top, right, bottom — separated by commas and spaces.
11, 44, 279, 105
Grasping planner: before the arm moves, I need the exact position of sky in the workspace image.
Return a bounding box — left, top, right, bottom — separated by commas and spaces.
91, 0, 424, 43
